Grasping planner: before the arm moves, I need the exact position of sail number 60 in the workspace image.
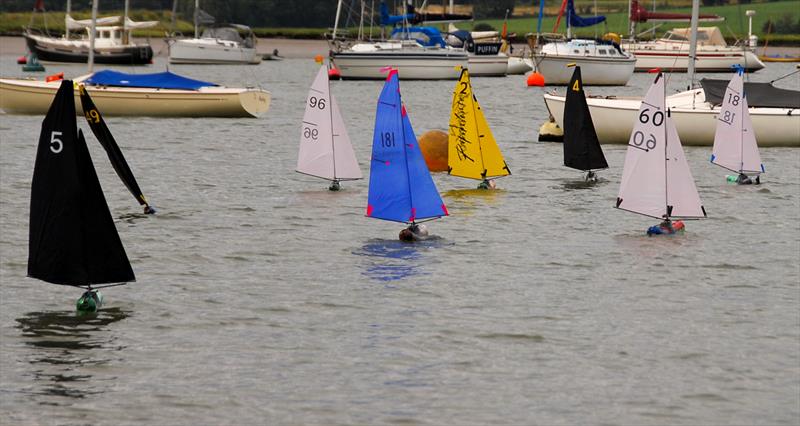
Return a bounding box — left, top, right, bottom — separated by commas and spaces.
632, 131, 656, 150
50, 131, 63, 154
638, 108, 665, 126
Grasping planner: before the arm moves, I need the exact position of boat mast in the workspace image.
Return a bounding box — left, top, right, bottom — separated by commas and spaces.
170, 0, 178, 35
333, 0, 343, 40
662, 74, 669, 220
88, 0, 98, 73
687, 0, 700, 88
123, 0, 130, 44
65, 0, 71, 39
194, 0, 199, 39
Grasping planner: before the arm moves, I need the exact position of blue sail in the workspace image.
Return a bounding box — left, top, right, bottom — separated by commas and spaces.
366, 70, 448, 224
567, 0, 606, 28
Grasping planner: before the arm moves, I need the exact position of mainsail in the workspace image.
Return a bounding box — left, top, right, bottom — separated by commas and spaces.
616, 73, 705, 220
28, 80, 135, 287
448, 68, 510, 181
367, 69, 448, 223
296, 65, 362, 182
710, 70, 764, 175
563, 66, 608, 172
79, 85, 154, 212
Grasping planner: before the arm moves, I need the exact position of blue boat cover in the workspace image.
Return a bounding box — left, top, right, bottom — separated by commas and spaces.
85, 70, 217, 90
366, 69, 448, 224
390, 26, 447, 48
567, 0, 606, 28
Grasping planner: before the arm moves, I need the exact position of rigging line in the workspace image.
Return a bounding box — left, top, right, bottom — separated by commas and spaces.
770, 69, 800, 84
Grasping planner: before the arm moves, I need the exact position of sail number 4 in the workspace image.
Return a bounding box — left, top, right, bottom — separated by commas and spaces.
50, 131, 63, 154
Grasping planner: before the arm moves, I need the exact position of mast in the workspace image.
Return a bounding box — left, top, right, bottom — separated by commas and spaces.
687, 0, 700, 88
170, 0, 178, 35
333, 0, 343, 40
88, 0, 98, 73
66, 0, 71, 39
662, 73, 669, 219
123, 0, 130, 44
194, 0, 199, 39
627, 0, 634, 41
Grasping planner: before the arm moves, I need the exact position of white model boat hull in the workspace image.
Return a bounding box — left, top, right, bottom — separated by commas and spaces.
331, 51, 467, 80
543, 90, 800, 147
0, 78, 270, 118
533, 54, 636, 85
169, 38, 261, 64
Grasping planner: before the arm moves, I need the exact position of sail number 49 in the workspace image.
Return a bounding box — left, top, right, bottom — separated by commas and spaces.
50, 131, 63, 154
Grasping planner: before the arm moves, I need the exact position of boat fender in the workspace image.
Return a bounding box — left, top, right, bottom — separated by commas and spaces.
46, 72, 64, 82
526, 71, 545, 87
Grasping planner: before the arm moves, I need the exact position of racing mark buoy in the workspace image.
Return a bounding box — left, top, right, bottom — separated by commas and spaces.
526, 71, 545, 87
538, 115, 563, 142
418, 129, 449, 172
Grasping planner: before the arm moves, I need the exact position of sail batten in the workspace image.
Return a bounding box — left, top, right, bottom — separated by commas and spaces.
448, 68, 510, 181
297, 65, 362, 182
28, 80, 135, 287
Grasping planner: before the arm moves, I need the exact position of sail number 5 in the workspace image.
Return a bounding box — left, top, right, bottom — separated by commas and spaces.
50, 131, 63, 154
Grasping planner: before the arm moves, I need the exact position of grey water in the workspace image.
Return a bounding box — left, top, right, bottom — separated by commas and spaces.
1, 54, 799, 425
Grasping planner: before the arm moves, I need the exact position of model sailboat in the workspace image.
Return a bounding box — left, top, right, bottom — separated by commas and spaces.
28, 80, 136, 312
615, 72, 707, 235
79, 85, 155, 213
710, 68, 764, 185
297, 65, 362, 190
366, 69, 448, 239
448, 68, 510, 189
563, 65, 608, 181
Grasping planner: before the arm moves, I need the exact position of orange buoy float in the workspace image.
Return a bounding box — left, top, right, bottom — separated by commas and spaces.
526, 71, 545, 87
314, 54, 324, 64
328, 65, 341, 80
418, 129, 449, 172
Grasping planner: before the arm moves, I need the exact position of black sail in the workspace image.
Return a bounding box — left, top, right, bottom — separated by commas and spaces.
79, 86, 153, 211
563, 66, 608, 172
28, 80, 135, 287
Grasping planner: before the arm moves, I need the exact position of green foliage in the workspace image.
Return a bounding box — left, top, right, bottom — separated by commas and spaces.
473, 0, 515, 19
762, 15, 800, 34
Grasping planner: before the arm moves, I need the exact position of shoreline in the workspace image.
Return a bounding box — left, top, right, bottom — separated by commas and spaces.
3, 36, 799, 59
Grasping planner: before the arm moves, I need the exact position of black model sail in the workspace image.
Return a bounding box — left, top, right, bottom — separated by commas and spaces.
563, 66, 608, 172
28, 80, 135, 287
79, 85, 154, 213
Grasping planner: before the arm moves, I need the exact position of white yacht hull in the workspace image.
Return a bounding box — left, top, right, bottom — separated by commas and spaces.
543, 90, 800, 147
623, 45, 765, 72
169, 38, 261, 64
467, 54, 508, 77
331, 51, 467, 80
533, 54, 636, 85
0, 78, 270, 118
506, 56, 533, 75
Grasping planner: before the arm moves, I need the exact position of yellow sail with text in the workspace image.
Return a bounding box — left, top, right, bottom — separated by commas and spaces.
448, 68, 511, 181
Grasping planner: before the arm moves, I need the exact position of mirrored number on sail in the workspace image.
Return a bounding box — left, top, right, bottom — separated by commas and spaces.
86, 109, 100, 123
50, 131, 63, 154
632, 131, 657, 150
303, 126, 319, 140
309, 96, 326, 110
380, 132, 395, 148
638, 108, 664, 126
719, 110, 736, 125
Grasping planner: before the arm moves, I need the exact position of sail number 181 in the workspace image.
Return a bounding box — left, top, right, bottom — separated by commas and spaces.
380, 132, 395, 148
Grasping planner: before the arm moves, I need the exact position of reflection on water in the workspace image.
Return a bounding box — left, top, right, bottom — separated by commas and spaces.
15, 308, 129, 402
558, 177, 608, 191
353, 237, 448, 282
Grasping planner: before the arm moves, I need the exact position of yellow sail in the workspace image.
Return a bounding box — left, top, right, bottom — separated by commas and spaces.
448, 68, 510, 181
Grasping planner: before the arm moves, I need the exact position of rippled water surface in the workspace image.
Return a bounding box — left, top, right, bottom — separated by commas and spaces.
1, 54, 799, 425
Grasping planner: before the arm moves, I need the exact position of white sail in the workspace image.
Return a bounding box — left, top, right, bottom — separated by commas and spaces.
711, 71, 763, 175
296, 65, 361, 181
617, 73, 669, 219
666, 114, 706, 218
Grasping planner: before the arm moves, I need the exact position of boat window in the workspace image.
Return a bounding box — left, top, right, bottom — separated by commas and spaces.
573, 49, 580, 54
598, 49, 607, 54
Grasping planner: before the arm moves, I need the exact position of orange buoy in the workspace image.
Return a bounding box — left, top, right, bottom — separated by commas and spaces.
17, 56, 27, 64
328, 66, 341, 80
418, 129, 449, 172
45, 72, 64, 82
314, 54, 324, 64
526, 71, 545, 87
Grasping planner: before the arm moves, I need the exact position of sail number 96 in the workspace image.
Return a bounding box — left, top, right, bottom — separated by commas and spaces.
303, 127, 319, 140
638, 108, 665, 126
309, 96, 326, 110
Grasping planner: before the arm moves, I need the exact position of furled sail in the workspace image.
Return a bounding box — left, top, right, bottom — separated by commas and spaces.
563, 66, 608, 172
367, 69, 448, 223
79, 85, 154, 212
616, 73, 705, 220
28, 80, 135, 287
297, 65, 362, 182
711, 70, 763, 175
448, 68, 510, 181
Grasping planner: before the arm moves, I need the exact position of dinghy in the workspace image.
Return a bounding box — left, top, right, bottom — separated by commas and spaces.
79, 85, 155, 213
615, 72, 706, 236
562, 65, 608, 182
447, 67, 511, 189
296, 65, 362, 191
366, 68, 448, 240
710, 68, 764, 185
28, 80, 136, 312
